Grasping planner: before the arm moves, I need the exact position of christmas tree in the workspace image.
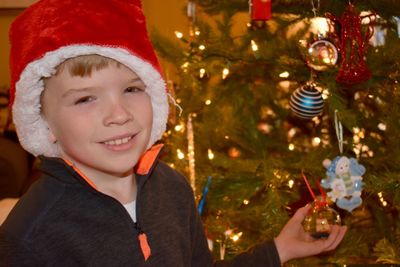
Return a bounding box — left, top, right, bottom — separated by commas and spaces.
151, 0, 400, 265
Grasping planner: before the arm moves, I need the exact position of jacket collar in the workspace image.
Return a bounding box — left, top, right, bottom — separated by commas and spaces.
39, 144, 164, 190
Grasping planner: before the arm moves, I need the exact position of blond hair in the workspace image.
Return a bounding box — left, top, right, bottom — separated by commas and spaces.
55, 54, 121, 77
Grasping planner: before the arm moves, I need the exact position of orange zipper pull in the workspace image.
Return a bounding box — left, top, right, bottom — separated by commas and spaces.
138, 232, 151, 261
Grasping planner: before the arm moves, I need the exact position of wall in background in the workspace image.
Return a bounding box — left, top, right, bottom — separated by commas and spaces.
0, 0, 188, 87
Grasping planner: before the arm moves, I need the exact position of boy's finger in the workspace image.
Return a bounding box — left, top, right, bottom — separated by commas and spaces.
325, 226, 347, 251
292, 204, 312, 222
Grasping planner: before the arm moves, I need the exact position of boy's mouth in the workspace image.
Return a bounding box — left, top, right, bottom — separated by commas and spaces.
103, 135, 133, 146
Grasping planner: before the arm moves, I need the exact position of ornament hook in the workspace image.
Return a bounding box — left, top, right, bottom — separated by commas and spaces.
334, 110, 343, 154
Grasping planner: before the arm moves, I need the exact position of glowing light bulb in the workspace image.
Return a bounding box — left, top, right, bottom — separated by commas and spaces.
181, 62, 189, 70
205, 99, 212, 105
378, 123, 387, 131
174, 31, 183, 39
222, 68, 230, 79
288, 144, 295, 151
177, 149, 185, 159
232, 233, 242, 242
208, 149, 214, 160
199, 45, 205, 50
312, 137, 321, 147
243, 199, 249, 205
199, 68, 206, 78
279, 71, 290, 78
288, 180, 294, 188
251, 40, 258, 51
174, 124, 184, 132
195, 30, 200, 36
322, 89, 330, 99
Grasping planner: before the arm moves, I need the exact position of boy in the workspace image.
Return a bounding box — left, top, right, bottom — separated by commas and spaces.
0, 0, 346, 266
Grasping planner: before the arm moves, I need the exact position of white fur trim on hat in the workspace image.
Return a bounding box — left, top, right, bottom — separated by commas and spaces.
12, 45, 168, 157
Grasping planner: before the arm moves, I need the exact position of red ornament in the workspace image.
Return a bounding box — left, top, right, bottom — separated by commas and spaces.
326, 4, 376, 85
250, 0, 272, 21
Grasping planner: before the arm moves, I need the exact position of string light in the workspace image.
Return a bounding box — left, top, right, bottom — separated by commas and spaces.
222, 68, 230, 80
288, 144, 295, 151
174, 31, 183, 39
251, 40, 259, 51
224, 135, 230, 139
208, 149, 215, 160
279, 71, 290, 78
312, 137, 321, 147
205, 99, 212, 105
321, 89, 330, 99
181, 62, 189, 71
231, 232, 243, 242
287, 128, 297, 139
177, 149, 185, 159
174, 123, 184, 132
288, 180, 294, 188
378, 123, 387, 131
199, 68, 206, 78
195, 30, 200, 36
199, 44, 206, 50
243, 199, 249, 205
378, 192, 388, 207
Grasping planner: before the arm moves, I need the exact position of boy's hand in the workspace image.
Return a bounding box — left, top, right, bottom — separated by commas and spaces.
274, 205, 347, 264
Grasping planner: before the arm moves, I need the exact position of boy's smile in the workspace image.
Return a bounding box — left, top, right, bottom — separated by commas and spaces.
41, 61, 153, 183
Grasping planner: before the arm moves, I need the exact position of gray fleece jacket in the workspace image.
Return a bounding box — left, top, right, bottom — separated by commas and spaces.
0, 147, 280, 266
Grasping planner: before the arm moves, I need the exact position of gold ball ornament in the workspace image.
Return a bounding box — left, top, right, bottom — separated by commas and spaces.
302, 198, 341, 239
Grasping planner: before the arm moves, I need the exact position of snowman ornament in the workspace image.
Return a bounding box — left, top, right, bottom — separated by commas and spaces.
321, 156, 365, 212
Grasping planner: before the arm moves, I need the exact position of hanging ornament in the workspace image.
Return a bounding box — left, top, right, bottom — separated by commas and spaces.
320, 111, 366, 212
297, 0, 338, 71
326, 4, 376, 85
305, 39, 339, 71
289, 82, 324, 119
249, 0, 272, 29
301, 172, 342, 239
302, 197, 342, 239
322, 156, 365, 212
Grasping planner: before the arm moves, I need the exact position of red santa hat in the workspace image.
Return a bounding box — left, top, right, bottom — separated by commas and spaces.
9, 0, 168, 157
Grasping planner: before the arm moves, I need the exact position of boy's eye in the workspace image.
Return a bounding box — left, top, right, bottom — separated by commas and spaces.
74, 96, 95, 105
125, 86, 144, 93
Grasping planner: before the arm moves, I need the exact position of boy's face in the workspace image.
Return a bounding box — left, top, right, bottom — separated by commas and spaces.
42, 62, 153, 177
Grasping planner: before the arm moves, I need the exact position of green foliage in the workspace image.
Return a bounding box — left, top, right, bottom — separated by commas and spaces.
152, 0, 400, 264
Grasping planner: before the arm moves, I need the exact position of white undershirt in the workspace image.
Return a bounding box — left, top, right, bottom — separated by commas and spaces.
123, 200, 137, 223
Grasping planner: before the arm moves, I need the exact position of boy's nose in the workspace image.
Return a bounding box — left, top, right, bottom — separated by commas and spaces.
103, 101, 133, 126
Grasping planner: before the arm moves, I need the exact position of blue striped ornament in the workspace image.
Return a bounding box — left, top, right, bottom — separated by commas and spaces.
289, 84, 324, 119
